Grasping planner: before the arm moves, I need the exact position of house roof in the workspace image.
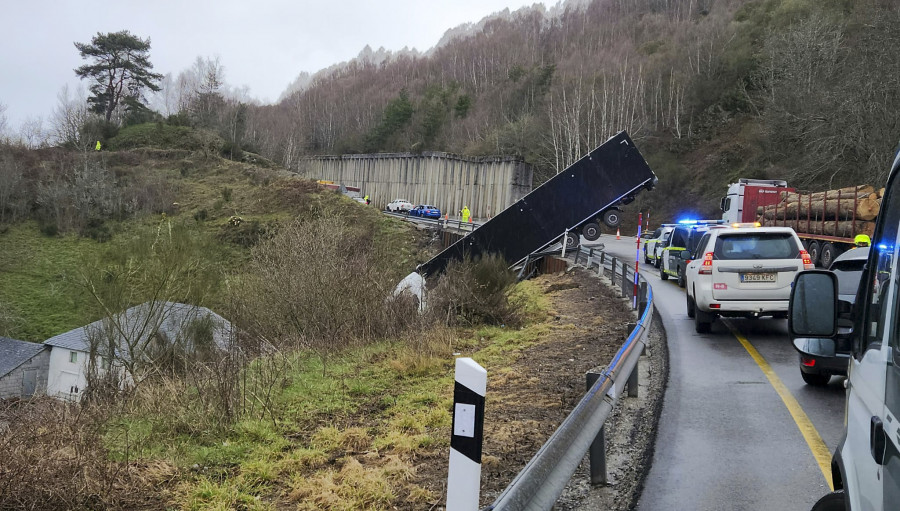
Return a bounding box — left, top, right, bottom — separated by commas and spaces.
0, 337, 47, 379
43, 302, 233, 356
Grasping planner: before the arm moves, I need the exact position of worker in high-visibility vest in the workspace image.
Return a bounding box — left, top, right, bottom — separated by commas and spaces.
364, 195, 370, 205
95, 140, 101, 151
461, 206, 470, 223
854, 234, 871, 248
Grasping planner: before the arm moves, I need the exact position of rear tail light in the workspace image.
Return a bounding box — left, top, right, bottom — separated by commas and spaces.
699, 252, 714, 275
799, 250, 815, 270
801, 356, 816, 367
709, 304, 721, 309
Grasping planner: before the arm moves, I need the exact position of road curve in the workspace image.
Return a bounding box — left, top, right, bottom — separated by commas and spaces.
598, 235, 845, 510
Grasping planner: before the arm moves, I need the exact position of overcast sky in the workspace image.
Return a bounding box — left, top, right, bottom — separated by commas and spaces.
1, 0, 545, 130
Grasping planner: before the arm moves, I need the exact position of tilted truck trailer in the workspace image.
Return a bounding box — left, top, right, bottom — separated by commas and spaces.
417, 131, 657, 277
721, 178, 883, 268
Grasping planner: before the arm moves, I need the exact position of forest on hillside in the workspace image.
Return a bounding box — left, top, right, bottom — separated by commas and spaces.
238, 0, 900, 218
3, 0, 899, 222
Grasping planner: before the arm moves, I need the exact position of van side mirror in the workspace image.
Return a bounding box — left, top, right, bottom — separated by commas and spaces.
681, 250, 691, 260
789, 271, 838, 338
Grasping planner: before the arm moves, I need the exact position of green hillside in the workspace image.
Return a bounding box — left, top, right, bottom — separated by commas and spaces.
0, 125, 426, 341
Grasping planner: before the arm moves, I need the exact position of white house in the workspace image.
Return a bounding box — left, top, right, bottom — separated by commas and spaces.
43, 302, 233, 402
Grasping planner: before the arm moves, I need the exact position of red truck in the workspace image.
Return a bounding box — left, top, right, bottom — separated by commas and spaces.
721, 178, 880, 267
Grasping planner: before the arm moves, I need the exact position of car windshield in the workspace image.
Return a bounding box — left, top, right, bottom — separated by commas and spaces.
713, 232, 799, 260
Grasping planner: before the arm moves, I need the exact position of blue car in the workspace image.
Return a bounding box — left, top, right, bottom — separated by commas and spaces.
409, 205, 441, 219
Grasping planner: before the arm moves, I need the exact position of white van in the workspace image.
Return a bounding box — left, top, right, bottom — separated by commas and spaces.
790, 151, 900, 510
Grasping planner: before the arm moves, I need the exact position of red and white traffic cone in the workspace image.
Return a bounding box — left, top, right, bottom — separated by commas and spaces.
616, 228, 621, 240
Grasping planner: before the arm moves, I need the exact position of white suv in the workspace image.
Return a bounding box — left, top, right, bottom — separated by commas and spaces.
684, 225, 813, 333
386, 199, 413, 213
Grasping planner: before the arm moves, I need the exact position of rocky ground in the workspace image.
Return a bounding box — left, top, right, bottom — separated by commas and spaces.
452, 264, 668, 510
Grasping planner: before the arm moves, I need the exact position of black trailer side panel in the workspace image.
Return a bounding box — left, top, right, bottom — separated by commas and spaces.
417, 131, 656, 277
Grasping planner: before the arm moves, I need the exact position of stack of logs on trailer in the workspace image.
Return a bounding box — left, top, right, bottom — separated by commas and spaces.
754, 184, 883, 267
756, 185, 883, 239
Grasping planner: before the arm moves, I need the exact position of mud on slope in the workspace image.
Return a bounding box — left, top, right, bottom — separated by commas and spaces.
445, 265, 668, 510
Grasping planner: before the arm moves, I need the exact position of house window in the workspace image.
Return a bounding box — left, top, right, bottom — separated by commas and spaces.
69, 351, 78, 363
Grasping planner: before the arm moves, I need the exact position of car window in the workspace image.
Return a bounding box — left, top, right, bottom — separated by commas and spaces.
831, 259, 866, 297
671, 228, 688, 247
692, 233, 711, 259
686, 229, 706, 254
713, 232, 799, 260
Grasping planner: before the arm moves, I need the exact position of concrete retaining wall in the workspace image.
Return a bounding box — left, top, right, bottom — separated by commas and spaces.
295, 152, 533, 219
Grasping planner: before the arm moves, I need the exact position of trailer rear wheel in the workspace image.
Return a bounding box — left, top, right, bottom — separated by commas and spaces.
820, 243, 837, 269
602, 209, 621, 228
564, 231, 580, 249
807, 241, 821, 267
582, 222, 602, 241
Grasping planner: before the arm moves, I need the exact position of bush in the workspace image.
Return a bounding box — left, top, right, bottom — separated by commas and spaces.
81, 217, 112, 242
427, 253, 522, 327
106, 123, 223, 152
0, 400, 174, 509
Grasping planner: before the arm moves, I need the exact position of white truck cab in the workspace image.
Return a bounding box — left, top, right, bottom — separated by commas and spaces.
791, 152, 900, 510
720, 178, 790, 224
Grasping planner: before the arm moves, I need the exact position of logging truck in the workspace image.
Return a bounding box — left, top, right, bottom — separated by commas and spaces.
721, 178, 883, 268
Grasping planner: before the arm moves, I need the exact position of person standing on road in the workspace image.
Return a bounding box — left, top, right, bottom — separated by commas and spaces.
364, 195, 370, 205
95, 140, 101, 151
461, 205, 470, 223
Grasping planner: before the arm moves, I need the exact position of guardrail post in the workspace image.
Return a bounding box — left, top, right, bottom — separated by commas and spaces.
588, 248, 594, 267
639, 281, 648, 312
574, 247, 581, 265
626, 323, 639, 398
586, 371, 608, 485
610, 257, 617, 281
621, 265, 628, 298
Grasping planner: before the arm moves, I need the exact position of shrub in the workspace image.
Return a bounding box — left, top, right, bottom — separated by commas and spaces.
427, 253, 522, 327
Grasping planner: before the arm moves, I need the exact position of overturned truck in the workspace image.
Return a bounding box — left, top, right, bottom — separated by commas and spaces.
417, 131, 657, 277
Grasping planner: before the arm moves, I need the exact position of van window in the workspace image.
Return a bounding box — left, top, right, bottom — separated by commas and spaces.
713, 233, 799, 260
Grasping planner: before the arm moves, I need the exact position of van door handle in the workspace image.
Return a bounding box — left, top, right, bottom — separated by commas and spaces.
871, 416, 886, 465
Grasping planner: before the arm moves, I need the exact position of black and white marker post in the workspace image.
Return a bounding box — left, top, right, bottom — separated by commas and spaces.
446, 357, 487, 511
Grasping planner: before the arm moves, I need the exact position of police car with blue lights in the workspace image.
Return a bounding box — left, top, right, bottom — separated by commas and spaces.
659, 219, 727, 287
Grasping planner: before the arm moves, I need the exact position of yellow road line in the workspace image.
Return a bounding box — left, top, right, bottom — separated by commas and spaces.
723, 319, 834, 490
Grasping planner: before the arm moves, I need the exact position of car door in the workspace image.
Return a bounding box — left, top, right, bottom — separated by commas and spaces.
845, 168, 900, 510
685, 232, 713, 295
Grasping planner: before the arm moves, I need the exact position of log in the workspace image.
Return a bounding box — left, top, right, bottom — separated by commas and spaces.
762, 219, 876, 238
779, 185, 875, 202
760, 196, 880, 221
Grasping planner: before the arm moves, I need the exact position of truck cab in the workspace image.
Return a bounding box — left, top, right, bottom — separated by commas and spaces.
790, 152, 900, 510
721, 178, 791, 224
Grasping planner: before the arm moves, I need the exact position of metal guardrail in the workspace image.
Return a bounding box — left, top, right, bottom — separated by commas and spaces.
484, 246, 654, 511
383, 210, 483, 231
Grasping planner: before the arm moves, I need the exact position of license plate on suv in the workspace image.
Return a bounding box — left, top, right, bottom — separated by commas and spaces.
740, 273, 776, 282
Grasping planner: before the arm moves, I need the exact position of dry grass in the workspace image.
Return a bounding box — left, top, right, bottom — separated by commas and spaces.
0, 399, 177, 510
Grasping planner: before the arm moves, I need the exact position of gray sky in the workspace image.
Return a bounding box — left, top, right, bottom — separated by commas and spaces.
1, 0, 544, 130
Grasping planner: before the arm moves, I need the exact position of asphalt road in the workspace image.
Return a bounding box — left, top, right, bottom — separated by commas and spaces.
598, 235, 846, 510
